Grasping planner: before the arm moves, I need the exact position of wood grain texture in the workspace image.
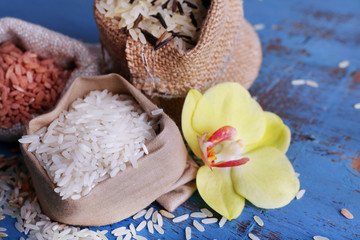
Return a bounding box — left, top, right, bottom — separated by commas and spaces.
0, 0, 359, 239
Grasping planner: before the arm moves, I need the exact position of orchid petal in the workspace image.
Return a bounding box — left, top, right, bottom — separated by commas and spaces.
191, 83, 266, 145
244, 112, 291, 154
231, 147, 299, 209
197, 166, 245, 220
181, 89, 203, 158
207, 126, 237, 146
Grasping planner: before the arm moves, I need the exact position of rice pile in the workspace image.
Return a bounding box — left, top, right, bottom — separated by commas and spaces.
0, 40, 71, 129
95, 0, 209, 51
19, 89, 156, 200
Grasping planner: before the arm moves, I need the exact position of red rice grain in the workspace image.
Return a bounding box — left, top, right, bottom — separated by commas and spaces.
0, 40, 71, 129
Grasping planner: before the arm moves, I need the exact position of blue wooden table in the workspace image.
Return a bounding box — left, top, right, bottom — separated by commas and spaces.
1, 0, 359, 239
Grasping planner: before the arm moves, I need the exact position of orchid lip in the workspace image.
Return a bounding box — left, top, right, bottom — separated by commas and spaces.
197, 126, 249, 170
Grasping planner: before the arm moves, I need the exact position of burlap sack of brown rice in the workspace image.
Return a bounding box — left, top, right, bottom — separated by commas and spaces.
93, 0, 262, 124
0, 17, 101, 142
21, 74, 198, 226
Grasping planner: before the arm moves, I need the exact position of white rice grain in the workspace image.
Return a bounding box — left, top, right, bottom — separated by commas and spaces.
185, 227, 191, 240
291, 79, 306, 86
133, 235, 147, 240
173, 214, 189, 223
157, 212, 163, 226
152, 211, 158, 223
354, 103, 360, 109
201, 218, 218, 224
253, 23, 265, 31
249, 232, 260, 240
147, 221, 154, 234
151, 109, 163, 116
145, 207, 154, 220
133, 209, 146, 219
129, 223, 136, 236
338, 60, 350, 68
313, 236, 330, 240
190, 212, 207, 218
306, 80, 319, 88
219, 216, 227, 228
153, 224, 164, 235
296, 189, 306, 200
200, 208, 213, 217
253, 215, 264, 227
193, 220, 205, 232
136, 221, 147, 232
123, 232, 132, 240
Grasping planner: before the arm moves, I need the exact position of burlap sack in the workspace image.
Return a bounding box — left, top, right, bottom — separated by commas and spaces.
0, 17, 101, 142
93, 0, 262, 124
21, 74, 198, 226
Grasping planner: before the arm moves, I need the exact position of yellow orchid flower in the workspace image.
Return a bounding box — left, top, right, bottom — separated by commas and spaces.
181, 82, 300, 220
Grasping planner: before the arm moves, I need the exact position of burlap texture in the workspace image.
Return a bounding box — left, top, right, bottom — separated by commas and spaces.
0, 17, 101, 142
93, 0, 262, 124
21, 74, 198, 226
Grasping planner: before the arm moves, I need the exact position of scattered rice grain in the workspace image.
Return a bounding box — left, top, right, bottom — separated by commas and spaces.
296, 189, 306, 200
340, 208, 354, 219
190, 212, 207, 218
219, 216, 227, 228
152, 211, 158, 223
129, 223, 136, 236
201, 218, 218, 224
133, 209, 147, 219
193, 220, 205, 232
133, 235, 147, 240
185, 226, 191, 240
313, 236, 330, 240
153, 224, 164, 234
338, 60, 350, 69
253, 215, 264, 227
248, 232, 260, 240
145, 207, 154, 220
136, 221, 147, 232
160, 209, 175, 219
353, 103, 360, 109
253, 23, 265, 31
173, 214, 189, 223
306, 80, 319, 88
157, 212, 163, 226
147, 220, 154, 234
200, 208, 213, 217
291, 79, 306, 86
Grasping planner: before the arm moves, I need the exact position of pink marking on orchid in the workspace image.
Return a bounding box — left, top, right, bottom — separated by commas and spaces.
197, 126, 249, 170
198, 133, 214, 170
211, 157, 249, 168
207, 126, 237, 145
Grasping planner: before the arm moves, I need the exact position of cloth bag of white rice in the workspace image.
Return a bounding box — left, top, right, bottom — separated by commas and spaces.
20, 74, 197, 226
93, 0, 262, 124
0, 17, 101, 142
